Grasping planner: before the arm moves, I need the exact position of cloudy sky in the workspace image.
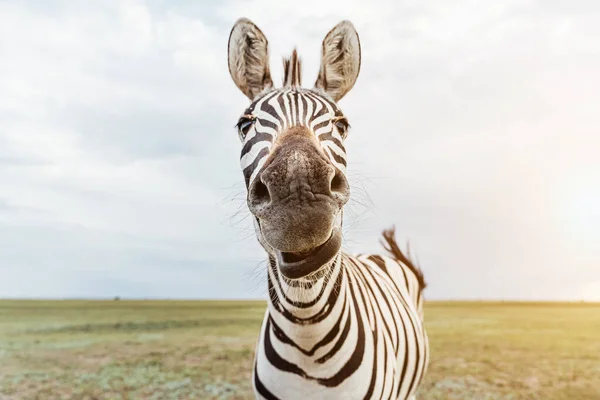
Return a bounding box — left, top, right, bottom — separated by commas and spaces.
0, 0, 598, 300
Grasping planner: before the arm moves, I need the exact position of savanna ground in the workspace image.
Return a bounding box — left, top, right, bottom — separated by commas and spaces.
0, 301, 599, 399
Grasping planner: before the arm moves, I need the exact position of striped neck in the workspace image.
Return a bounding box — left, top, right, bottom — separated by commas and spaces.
267, 252, 345, 326
261, 252, 361, 381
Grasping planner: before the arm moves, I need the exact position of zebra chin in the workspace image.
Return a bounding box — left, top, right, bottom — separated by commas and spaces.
274, 227, 342, 279
254, 211, 344, 280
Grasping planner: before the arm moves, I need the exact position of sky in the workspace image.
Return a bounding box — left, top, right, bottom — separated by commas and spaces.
0, 0, 598, 300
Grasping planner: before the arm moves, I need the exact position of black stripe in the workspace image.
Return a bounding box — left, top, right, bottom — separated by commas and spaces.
368, 255, 387, 274
241, 132, 272, 158
305, 91, 319, 121
313, 120, 330, 132
242, 147, 269, 187
393, 272, 422, 398
263, 267, 365, 388
257, 118, 278, 131
396, 307, 411, 399
364, 317, 378, 399
288, 92, 296, 126
360, 259, 399, 358
260, 98, 285, 126
362, 256, 402, 353
253, 90, 279, 113
277, 93, 290, 127
307, 90, 338, 111
403, 307, 422, 397
315, 293, 350, 363
263, 318, 310, 379
254, 360, 280, 400
270, 292, 346, 359
305, 92, 329, 119
319, 131, 346, 154
318, 270, 366, 387
352, 259, 390, 399
300, 92, 308, 125
268, 260, 343, 323
327, 147, 347, 167
269, 257, 337, 310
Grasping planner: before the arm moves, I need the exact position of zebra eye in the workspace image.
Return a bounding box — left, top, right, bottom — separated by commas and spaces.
236, 115, 255, 139
333, 117, 350, 138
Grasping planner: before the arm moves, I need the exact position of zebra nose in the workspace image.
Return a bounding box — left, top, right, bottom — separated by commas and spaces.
329, 167, 350, 206
247, 133, 350, 212
248, 164, 350, 211
248, 177, 271, 209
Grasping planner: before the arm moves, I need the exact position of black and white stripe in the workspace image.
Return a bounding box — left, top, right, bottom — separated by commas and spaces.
253, 246, 428, 399
240, 88, 347, 188
238, 88, 429, 399
228, 18, 429, 398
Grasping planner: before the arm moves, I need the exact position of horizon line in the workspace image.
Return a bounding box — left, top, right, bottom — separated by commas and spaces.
0, 297, 599, 303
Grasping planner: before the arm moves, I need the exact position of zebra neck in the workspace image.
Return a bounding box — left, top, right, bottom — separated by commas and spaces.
267, 251, 346, 328
263, 252, 353, 370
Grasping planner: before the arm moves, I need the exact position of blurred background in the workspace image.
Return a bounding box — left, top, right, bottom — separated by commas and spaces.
1, 1, 599, 301
1, 1, 600, 399
1, 0, 599, 302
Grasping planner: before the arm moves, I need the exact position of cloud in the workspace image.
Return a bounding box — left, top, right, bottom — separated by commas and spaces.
0, 0, 598, 299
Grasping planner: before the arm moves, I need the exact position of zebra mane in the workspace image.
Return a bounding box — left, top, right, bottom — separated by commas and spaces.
282, 49, 302, 88
381, 227, 427, 292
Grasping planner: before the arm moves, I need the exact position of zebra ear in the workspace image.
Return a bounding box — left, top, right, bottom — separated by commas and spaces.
228, 18, 274, 100
314, 21, 361, 102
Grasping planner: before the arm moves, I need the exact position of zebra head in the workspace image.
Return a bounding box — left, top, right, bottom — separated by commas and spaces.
227, 18, 361, 279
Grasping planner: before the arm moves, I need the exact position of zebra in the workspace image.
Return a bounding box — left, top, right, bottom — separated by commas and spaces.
227, 18, 429, 399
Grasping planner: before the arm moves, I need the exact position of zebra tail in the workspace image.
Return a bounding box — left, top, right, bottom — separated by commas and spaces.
380, 226, 427, 293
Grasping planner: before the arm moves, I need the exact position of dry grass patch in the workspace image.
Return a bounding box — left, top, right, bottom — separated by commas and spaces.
1, 300, 599, 399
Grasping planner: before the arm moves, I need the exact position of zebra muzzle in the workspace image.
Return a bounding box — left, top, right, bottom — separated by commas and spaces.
275, 228, 342, 279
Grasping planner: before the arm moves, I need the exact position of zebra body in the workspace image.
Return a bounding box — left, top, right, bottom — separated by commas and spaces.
227, 18, 429, 399
254, 252, 428, 399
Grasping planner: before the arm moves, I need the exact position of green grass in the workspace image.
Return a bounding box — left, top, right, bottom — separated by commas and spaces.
1, 300, 599, 399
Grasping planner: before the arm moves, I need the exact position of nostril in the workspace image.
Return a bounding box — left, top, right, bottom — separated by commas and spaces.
252, 180, 271, 205
330, 170, 348, 194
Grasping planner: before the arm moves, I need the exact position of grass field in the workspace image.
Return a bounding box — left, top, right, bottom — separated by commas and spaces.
0, 300, 599, 399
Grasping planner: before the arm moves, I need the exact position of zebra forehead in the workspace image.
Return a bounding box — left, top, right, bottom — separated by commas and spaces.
243, 88, 344, 118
